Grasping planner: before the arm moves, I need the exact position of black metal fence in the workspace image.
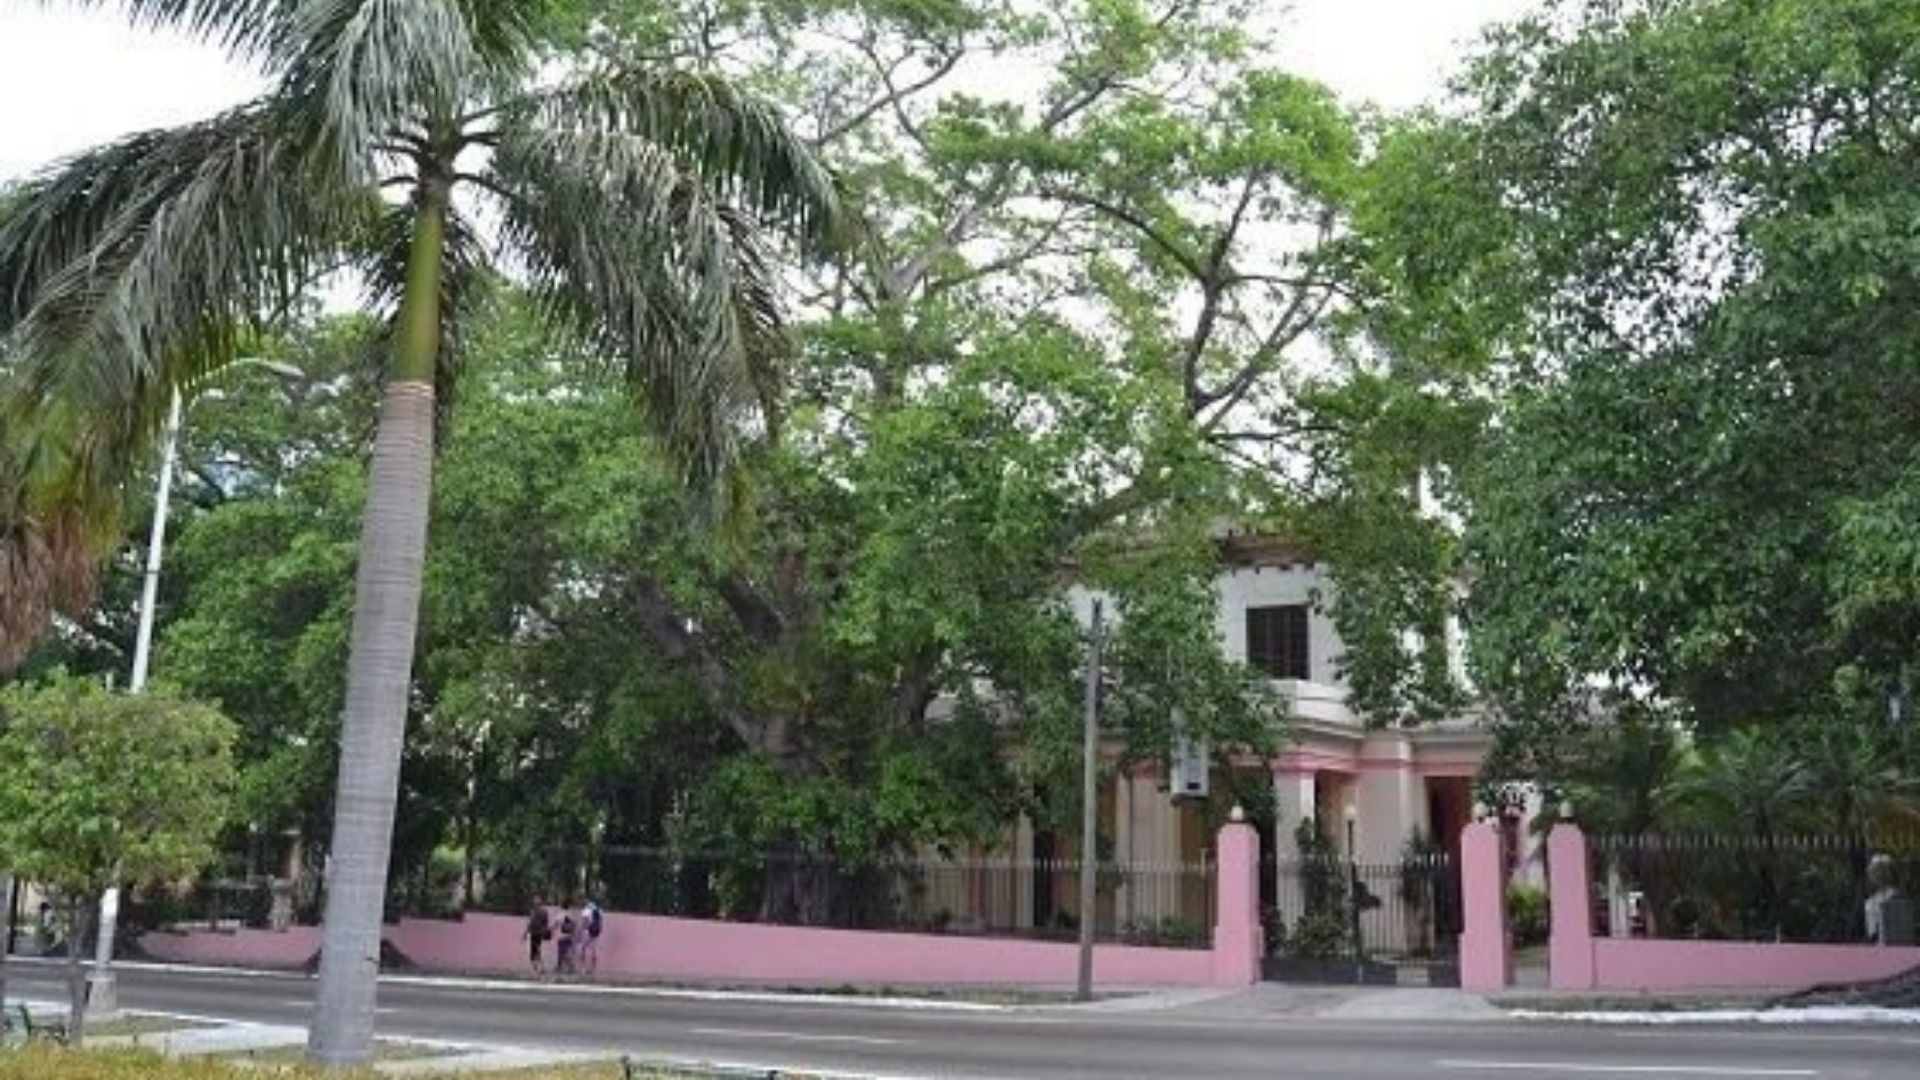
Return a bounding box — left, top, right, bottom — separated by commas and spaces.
1265, 853, 1461, 963
567, 848, 1216, 947
133, 850, 1219, 949
1589, 833, 1920, 943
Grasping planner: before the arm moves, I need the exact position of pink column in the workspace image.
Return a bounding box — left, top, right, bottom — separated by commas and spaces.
1211, 815, 1262, 987
1548, 822, 1595, 991
1458, 819, 1511, 992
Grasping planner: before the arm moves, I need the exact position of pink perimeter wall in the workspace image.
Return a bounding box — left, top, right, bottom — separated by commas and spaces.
1547, 823, 1920, 993
140, 925, 321, 968
138, 820, 1264, 990
393, 911, 1218, 986
1592, 938, 1920, 992
139, 905, 1224, 988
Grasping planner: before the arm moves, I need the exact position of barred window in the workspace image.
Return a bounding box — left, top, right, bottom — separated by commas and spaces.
1245, 604, 1310, 680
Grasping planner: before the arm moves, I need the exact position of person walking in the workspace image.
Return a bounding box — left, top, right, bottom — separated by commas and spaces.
556, 907, 578, 977
579, 898, 604, 977
522, 900, 551, 976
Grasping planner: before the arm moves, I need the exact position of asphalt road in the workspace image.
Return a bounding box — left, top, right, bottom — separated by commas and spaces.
8, 961, 1919, 1079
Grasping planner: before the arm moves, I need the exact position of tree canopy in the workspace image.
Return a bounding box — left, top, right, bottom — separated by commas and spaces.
0, 672, 236, 1041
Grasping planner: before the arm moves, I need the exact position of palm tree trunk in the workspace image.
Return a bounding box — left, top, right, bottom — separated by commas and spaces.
308, 186, 447, 1067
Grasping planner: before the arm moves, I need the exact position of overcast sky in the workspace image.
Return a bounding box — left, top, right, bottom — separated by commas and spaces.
0, 1, 1538, 181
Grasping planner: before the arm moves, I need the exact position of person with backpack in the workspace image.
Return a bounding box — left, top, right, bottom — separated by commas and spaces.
522, 899, 551, 975
557, 906, 580, 976
579, 898, 604, 976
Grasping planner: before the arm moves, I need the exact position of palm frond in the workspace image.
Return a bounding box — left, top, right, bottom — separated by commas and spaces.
53, 0, 306, 59
276, 0, 538, 169
0, 415, 115, 676
520, 68, 848, 252
490, 123, 790, 485
0, 101, 371, 455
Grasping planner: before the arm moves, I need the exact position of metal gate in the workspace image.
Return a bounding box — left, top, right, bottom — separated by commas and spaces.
1259, 853, 1462, 985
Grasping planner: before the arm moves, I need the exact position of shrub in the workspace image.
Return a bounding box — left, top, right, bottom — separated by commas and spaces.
1118, 916, 1209, 948
1509, 883, 1550, 947
1287, 909, 1353, 959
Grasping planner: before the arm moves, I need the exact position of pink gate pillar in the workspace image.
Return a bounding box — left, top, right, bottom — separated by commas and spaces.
1458, 819, 1511, 991
1212, 814, 1263, 986
1548, 822, 1596, 990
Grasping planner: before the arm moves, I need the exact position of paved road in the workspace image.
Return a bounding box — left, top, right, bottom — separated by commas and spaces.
8, 961, 1919, 1078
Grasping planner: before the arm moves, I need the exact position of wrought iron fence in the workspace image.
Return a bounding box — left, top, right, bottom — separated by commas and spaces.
548, 848, 1217, 947
120, 877, 282, 935
136, 850, 1219, 949
1265, 853, 1461, 963
1589, 832, 1920, 943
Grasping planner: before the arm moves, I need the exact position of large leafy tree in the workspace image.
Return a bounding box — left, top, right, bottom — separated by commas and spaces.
0, 0, 839, 1064
537, 0, 1358, 845
1334, 0, 1920, 784
40, 1, 1364, 911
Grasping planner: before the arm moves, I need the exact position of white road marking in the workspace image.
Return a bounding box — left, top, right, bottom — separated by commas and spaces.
1436, 1061, 1817, 1076
690, 1026, 906, 1047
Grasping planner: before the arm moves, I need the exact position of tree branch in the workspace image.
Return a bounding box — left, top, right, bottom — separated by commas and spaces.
624, 576, 768, 752
1043, 187, 1206, 280
818, 42, 965, 148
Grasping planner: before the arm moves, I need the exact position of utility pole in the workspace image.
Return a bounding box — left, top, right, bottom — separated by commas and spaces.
86, 389, 182, 1019
90, 363, 298, 1017
1075, 600, 1105, 1003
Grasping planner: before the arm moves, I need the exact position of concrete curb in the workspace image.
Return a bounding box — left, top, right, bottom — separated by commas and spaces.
13, 957, 1034, 1013
1506, 1005, 1920, 1026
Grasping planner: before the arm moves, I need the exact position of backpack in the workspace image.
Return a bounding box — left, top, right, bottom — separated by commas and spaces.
587, 904, 603, 937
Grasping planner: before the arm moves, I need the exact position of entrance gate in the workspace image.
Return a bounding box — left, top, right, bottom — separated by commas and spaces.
1259, 852, 1462, 985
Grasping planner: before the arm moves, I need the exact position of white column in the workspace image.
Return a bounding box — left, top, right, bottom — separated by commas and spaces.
1273, 769, 1315, 920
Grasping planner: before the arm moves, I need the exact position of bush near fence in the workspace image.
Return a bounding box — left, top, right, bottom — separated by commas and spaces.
1590, 833, 1920, 943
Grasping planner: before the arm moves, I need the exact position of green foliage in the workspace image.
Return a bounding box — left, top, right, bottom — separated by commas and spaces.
0, 672, 236, 901
1286, 816, 1352, 959
1312, 0, 1920, 773
1118, 915, 1209, 948
1507, 884, 1548, 949
9, 0, 1393, 919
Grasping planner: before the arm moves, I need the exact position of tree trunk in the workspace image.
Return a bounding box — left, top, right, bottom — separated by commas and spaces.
64, 900, 91, 1046
308, 185, 447, 1067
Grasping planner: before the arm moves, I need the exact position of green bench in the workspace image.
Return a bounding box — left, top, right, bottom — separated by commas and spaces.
3, 1003, 69, 1046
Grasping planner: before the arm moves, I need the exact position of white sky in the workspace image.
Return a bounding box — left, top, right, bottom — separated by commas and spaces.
0, 1, 1539, 182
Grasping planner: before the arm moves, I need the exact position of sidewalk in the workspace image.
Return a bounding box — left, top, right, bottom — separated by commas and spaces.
1157, 983, 1507, 1022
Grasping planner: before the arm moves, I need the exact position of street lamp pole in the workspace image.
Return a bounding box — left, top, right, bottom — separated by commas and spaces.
1344, 803, 1361, 985
1074, 599, 1105, 1004
130, 389, 183, 695
90, 360, 298, 1017
86, 389, 183, 1018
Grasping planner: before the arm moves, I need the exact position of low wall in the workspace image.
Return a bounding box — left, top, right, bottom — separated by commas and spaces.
135, 907, 1213, 983
389, 911, 1218, 986
138, 911, 1219, 988
136, 820, 1264, 989
1592, 937, 1920, 993
1547, 822, 1920, 993
139, 925, 321, 968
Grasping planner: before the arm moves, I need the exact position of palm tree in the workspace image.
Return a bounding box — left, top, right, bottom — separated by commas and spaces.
0, 415, 115, 676
1660, 727, 1816, 937
0, 1, 840, 1065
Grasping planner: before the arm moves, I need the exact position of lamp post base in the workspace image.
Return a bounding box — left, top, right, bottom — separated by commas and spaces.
85, 971, 118, 1020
